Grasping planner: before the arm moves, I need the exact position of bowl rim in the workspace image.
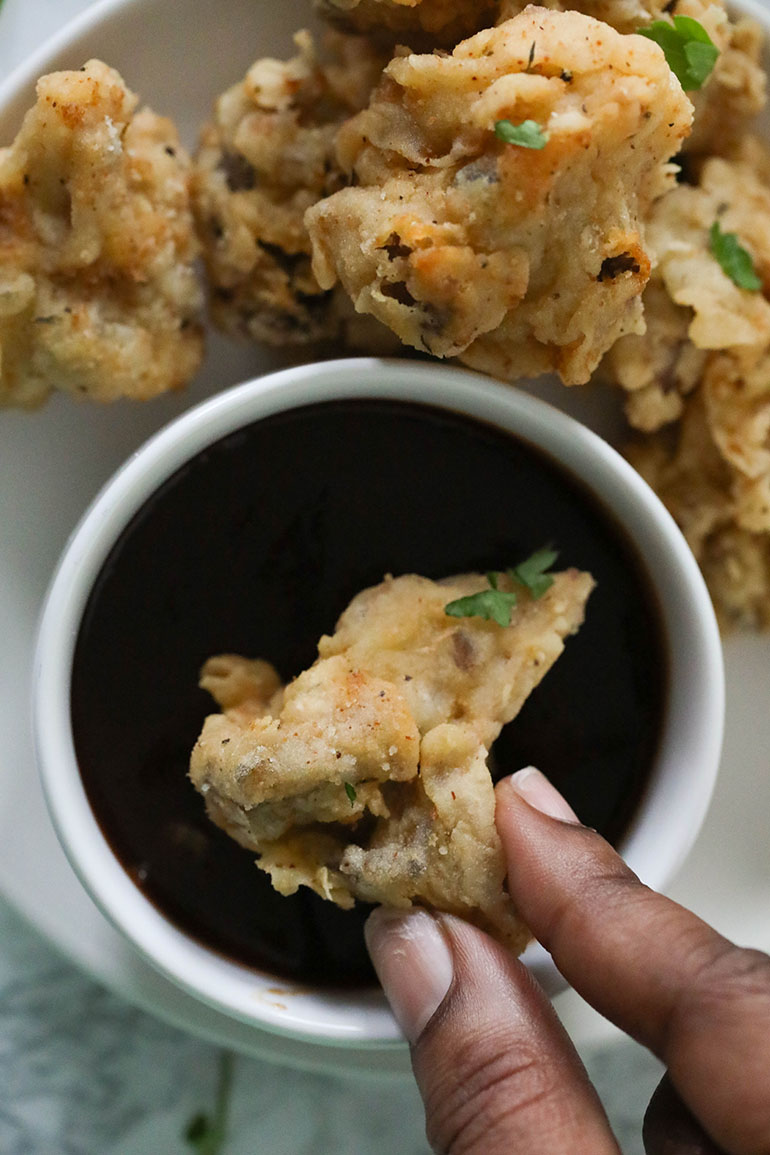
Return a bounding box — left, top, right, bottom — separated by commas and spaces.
32, 356, 725, 1045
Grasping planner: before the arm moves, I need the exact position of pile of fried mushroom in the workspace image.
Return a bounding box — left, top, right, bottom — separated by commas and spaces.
2, 0, 769, 625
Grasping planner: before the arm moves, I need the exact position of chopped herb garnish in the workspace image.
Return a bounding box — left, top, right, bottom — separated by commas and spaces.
509, 546, 559, 598
445, 548, 559, 626
184, 1051, 233, 1155
709, 220, 762, 291
445, 586, 519, 627
494, 119, 548, 150
638, 16, 718, 91
344, 782, 357, 805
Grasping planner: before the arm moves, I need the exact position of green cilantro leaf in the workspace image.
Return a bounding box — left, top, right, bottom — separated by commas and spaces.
494, 119, 548, 150
709, 220, 762, 291
184, 1052, 233, 1155
445, 587, 519, 627
638, 15, 718, 90
509, 546, 559, 599
445, 548, 560, 627
344, 781, 357, 805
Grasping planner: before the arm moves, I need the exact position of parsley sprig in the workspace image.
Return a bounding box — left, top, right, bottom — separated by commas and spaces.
638, 15, 718, 91
445, 548, 559, 627
709, 220, 762, 291
185, 1051, 233, 1155
510, 546, 560, 598
494, 119, 548, 150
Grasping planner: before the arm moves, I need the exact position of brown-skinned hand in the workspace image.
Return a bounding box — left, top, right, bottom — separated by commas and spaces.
365, 768, 770, 1155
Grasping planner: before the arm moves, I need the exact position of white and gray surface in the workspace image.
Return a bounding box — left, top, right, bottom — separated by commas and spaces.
0, 898, 665, 1155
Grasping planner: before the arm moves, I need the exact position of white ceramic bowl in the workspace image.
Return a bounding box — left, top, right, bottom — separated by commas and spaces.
33, 357, 725, 1050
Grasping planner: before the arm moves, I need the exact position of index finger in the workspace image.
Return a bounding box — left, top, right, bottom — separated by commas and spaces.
496, 771, 770, 1155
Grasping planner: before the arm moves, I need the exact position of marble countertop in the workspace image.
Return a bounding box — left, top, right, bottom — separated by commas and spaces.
0, 897, 663, 1154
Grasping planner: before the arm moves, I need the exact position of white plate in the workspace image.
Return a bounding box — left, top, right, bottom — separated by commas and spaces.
1, 0, 769, 1076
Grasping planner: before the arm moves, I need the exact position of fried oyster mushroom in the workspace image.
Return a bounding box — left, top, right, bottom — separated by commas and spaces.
679, 0, 766, 158
190, 568, 594, 952
305, 7, 692, 386
601, 136, 770, 627
630, 390, 770, 629
0, 60, 203, 408
193, 30, 396, 351
604, 141, 770, 433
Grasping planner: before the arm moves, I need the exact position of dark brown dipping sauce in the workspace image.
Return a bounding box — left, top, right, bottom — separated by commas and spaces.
71, 398, 667, 989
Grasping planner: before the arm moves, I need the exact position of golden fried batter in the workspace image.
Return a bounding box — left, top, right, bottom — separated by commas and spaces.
500, 0, 668, 33
305, 7, 692, 386
605, 144, 770, 432
681, 2, 766, 156
630, 388, 770, 629
0, 60, 203, 407
604, 136, 770, 626
193, 30, 396, 351
317, 0, 767, 131
190, 568, 593, 951
629, 349, 770, 628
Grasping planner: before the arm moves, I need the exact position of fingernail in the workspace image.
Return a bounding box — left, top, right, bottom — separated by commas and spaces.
365, 907, 453, 1043
506, 766, 580, 824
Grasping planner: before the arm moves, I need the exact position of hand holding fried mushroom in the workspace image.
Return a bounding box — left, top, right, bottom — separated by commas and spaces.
190, 559, 593, 952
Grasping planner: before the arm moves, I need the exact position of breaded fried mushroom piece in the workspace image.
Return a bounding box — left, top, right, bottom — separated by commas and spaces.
190, 567, 594, 953
630, 387, 770, 629
606, 141, 770, 433
317, 0, 766, 109
0, 60, 203, 408
675, 0, 766, 157
193, 30, 396, 351
305, 7, 692, 386
603, 135, 770, 628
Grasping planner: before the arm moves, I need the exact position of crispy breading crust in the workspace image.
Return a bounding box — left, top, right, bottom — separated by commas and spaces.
305, 7, 692, 385
605, 145, 770, 431
192, 30, 397, 351
603, 139, 770, 627
679, 0, 766, 156
190, 568, 594, 952
0, 60, 203, 407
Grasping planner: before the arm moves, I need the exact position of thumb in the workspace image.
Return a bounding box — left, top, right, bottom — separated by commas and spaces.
365, 907, 620, 1155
